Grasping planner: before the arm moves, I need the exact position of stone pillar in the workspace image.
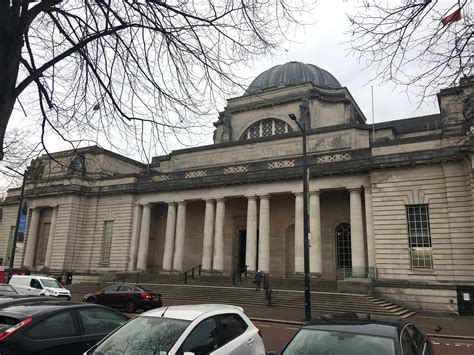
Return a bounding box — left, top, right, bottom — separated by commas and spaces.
201, 199, 215, 271
245, 196, 258, 273
44, 206, 58, 268
23, 208, 41, 268
309, 191, 322, 274
364, 187, 376, 278
162, 202, 177, 271
173, 201, 187, 271
294, 193, 304, 273
212, 198, 226, 272
136, 204, 151, 271
349, 188, 366, 277
258, 195, 270, 273
128, 204, 142, 271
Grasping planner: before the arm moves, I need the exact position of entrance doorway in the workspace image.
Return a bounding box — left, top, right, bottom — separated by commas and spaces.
285, 224, 295, 277
238, 230, 247, 274
336, 223, 352, 272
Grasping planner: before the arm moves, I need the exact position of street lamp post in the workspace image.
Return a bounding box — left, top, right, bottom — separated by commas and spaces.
289, 113, 312, 321
6, 167, 28, 281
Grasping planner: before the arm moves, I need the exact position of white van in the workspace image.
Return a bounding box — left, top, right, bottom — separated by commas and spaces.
9, 275, 71, 300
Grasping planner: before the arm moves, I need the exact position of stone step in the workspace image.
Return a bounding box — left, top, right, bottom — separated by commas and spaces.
68, 282, 413, 318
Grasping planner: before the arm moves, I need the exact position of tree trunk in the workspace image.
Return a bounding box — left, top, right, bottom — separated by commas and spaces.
0, 3, 24, 161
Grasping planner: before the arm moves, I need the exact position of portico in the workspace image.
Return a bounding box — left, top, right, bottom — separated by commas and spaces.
127, 179, 371, 279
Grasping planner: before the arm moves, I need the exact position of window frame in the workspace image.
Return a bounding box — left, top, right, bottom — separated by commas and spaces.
99, 220, 114, 265
336, 223, 352, 269
406, 204, 433, 269
76, 306, 128, 335
25, 310, 80, 340
241, 118, 293, 140
216, 313, 249, 346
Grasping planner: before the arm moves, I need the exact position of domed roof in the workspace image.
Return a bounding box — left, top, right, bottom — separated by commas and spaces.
246, 61, 341, 95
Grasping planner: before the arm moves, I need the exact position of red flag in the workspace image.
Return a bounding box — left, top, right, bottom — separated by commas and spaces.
441, 8, 462, 25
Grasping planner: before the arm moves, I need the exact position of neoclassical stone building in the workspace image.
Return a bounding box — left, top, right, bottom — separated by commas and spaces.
1, 62, 473, 313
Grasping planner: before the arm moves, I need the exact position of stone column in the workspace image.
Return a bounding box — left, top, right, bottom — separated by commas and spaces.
201, 199, 215, 271
23, 208, 41, 268
309, 191, 322, 274
349, 188, 366, 277
245, 196, 258, 273
364, 187, 376, 278
162, 202, 177, 271
128, 204, 142, 271
136, 204, 152, 271
294, 193, 304, 273
258, 195, 270, 273
44, 206, 59, 268
173, 201, 187, 271
212, 198, 226, 272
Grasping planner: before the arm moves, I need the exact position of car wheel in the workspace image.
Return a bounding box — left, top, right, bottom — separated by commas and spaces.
86, 297, 96, 303
126, 299, 137, 313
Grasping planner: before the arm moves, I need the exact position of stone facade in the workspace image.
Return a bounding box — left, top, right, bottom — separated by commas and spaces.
1, 63, 473, 314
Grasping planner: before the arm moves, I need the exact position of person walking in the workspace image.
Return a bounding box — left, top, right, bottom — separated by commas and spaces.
254, 270, 264, 291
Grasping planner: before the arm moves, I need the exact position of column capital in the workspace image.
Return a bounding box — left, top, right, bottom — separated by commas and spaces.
204, 199, 215, 203
293, 192, 304, 197
176, 200, 188, 205
348, 187, 362, 193
258, 195, 270, 200
309, 190, 321, 196
167, 201, 178, 206
141, 202, 152, 207
216, 198, 226, 203
245, 195, 258, 201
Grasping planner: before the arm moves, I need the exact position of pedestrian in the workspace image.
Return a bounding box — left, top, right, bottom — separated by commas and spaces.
254, 270, 264, 291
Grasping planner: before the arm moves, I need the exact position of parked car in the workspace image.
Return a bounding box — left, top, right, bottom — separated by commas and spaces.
0, 284, 19, 296
9, 275, 71, 300
267, 313, 433, 355
85, 304, 265, 355
83, 284, 162, 312
0, 300, 129, 355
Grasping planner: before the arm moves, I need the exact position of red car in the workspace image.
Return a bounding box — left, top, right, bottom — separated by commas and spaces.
83, 284, 162, 313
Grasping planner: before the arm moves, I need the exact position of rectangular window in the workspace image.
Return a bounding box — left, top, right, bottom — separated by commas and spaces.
35, 222, 51, 265
406, 205, 433, 268
100, 221, 114, 264
5, 226, 15, 265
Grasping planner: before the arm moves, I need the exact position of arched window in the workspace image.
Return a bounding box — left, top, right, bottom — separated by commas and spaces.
336, 223, 351, 269
241, 119, 293, 140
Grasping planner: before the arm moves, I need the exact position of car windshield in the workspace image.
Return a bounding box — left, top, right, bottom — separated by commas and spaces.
40, 279, 63, 288
282, 328, 396, 355
92, 316, 190, 354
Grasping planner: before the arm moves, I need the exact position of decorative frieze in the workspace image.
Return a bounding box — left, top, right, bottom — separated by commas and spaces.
317, 153, 350, 164
224, 166, 249, 174
267, 160, 295, 169
151, 175, 170, 182
185, 170, 207, 178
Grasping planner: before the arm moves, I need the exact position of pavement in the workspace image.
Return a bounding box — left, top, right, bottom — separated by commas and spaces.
72, 291, 474, 340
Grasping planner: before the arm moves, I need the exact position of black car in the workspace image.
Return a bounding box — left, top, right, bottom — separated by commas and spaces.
268, 313, 433, 355
0, 301, 129, 355
83, 284, 162, 312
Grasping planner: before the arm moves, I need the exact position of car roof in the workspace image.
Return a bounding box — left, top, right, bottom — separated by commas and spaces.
304, 314, 406, 338
0, 301, 127, 319
142, 304, 244, 321
10, 275, 55, 280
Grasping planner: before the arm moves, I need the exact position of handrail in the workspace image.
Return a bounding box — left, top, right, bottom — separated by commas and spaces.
232, 265, 248, 285
263, 273, 272, 306
184, 264, 202, 284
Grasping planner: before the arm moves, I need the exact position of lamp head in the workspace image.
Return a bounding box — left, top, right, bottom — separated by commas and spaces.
288, 113, 297, 122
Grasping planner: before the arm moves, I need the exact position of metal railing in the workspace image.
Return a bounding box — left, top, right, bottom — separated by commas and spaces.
232, 265, 248, 286
184, 264, 202, 284
263, 273, 272, 306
